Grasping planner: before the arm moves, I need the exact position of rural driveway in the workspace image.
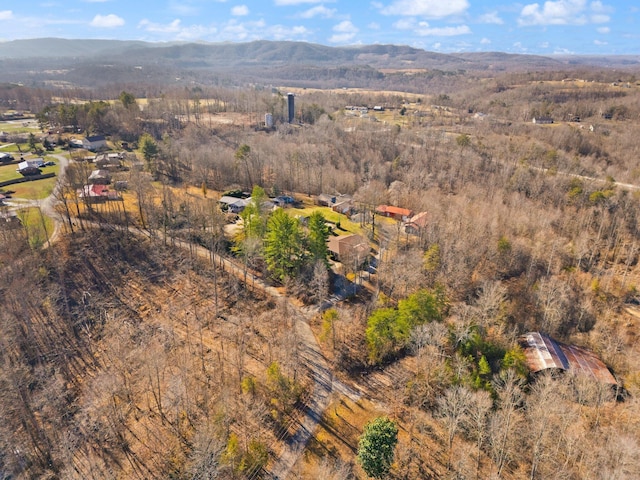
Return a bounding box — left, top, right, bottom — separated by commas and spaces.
146, 233, 361, 480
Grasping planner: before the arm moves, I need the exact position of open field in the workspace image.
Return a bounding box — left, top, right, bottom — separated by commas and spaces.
15, 206, 54, 248
0, 118, 40, 133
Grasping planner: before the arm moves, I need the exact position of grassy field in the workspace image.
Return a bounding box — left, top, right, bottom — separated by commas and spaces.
0, 163, 22, 183
15, 207, 54, 248
288, 201, 364, 236
0, 119, 40, 134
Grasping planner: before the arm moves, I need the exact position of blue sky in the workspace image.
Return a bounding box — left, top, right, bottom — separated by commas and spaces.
0, 0, 638, 55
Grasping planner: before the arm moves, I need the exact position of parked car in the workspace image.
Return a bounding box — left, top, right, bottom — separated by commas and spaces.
44, 161, 55, 166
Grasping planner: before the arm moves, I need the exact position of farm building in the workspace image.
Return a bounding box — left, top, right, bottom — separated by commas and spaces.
519, 332, 617, 385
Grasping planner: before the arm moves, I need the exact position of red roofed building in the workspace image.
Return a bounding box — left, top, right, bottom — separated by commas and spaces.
78, 184, 119, 203
375, 204, 413, 221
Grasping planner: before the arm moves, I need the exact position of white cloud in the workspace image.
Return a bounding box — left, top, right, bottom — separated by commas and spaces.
138, 18, 182, 33
231, 5, 249, 16
275, 0, 325, 5
518, 0, 613, 26
368, 22, 380, 29
597, 26, 610, 33
393, 18, 416, 30
299, 5, 336, 19
594, 39, 608, 45
519, 0, 588, 25
0, 10, 13, 20
415, 23, 471, 36
380, 0, 469, 17
480, 37, 491, 44
90, 14, 125, 28
333, 20, 357, 32
478, 12, 503, 24
328, 20, 358, 43
268, 24, 310, 40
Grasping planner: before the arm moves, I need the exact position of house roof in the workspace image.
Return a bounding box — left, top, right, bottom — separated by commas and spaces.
85, 135, 106, 142
328, 234, 369, 260
406, 211, 428, 228
89, 169, 111, 179
18, 159, 43, 171
519, 332, 617, 385
78, 184, 118, 199
376, 205, 413, 217
219, 196, 249, 207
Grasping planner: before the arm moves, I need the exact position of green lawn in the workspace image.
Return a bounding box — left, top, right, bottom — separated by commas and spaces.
0, 142, 29, 153
0, 162, 60, 200
16, 207, 54, 248
288, 204, 364, 235
0, 163, 22, 182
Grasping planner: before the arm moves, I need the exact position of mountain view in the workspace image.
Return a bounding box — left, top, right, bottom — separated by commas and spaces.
1, 37, 640, 479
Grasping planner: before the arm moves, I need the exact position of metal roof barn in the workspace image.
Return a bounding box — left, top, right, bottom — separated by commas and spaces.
519, 332, 617, 385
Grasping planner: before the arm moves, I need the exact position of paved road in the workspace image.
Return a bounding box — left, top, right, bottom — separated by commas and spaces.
3, 153, 70, 244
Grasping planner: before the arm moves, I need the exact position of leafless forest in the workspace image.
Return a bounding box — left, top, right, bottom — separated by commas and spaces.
2, 61, 640, 479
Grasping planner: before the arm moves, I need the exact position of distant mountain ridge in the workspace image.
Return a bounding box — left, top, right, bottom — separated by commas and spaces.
1, 38, 639, 92
3, 38, 637, 70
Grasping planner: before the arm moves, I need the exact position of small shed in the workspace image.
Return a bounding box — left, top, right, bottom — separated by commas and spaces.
532, 116, 554, 125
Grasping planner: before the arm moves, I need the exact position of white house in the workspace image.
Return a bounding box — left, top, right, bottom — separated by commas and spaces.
82, 135, 107, 151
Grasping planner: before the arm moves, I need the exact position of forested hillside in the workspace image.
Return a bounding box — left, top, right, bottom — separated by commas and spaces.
2, 62, 640, 479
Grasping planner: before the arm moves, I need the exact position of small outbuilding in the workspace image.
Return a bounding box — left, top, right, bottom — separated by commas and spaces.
532, 116, 554, 125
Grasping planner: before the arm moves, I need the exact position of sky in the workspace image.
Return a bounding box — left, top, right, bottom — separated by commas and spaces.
0, 0, 638, 55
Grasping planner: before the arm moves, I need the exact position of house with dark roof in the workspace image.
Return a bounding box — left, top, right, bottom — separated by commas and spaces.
17, 159, 44, 176
519, 332, 617, 385
94, 152, 123, 169
82, 135, 107, 151
88, 169, 112, 185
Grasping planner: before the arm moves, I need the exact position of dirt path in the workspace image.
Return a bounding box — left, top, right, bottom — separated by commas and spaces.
150, 233, 360, 479
25, 162, 358, 479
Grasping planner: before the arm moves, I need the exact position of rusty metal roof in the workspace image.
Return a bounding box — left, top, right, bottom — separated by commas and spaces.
519, 332, 617, 385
